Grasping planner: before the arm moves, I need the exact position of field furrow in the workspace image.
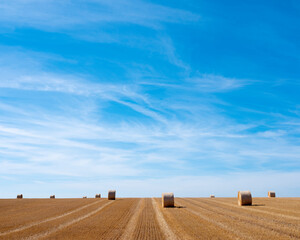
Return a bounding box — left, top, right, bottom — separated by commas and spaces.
0, 198, 100, 233
179, 198, 300, 240
26, 201, 114, 240
0, 199, 110, 240
216, 198, 300, 216
45, 198, 139, 239
196, 198, 300, 225
208, 198, 300, 220
0, 198, 299, 239
152, 198, 179, 240
155, 198, 239, 240
131, 198, 165, 240
120, 198, 143, 240
0, 200, 102, 237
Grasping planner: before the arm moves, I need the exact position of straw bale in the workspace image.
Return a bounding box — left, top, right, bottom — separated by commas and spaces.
268, 191, 276, 198
50, 195, 55, 199
95, 194, 101, 198
17, 194, 23, 199
108, 190, 116, 200
162, 192, 174, 207
238, 191, 252, 206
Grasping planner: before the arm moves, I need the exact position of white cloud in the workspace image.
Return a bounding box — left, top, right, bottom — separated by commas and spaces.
0, 47, 299, 197
1, 94, 300, 182
187, 73, 251, 92
0, 0, 199, 30
0, 1, 199, 70
0, 1, 299, 198
158, 35, 191, 70
139, 73, 251, 94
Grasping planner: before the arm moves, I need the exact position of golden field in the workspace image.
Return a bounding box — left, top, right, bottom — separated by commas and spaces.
0, 197, 299, 239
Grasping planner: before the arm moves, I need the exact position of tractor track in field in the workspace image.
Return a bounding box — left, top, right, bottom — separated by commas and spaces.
119, 198, 143, 240
152, 198, 179, 240
255, 205, 300, 215
213, 200, 300, 220
0, 198, 299, 239
44, 198, 140, 239
0, 200, 103, 237
191, 199, 298, 227
132, 198, 164, 240
176, 198, 253, 240
25, 201, 113, 240
209, 199, 300, 220
184, 198, 300, 239
181, 198, 300, 240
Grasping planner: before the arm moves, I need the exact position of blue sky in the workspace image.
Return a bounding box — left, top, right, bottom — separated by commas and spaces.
0, 0, 299, 198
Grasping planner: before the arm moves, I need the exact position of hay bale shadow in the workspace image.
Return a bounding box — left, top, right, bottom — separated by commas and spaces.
165, 205, 186, 209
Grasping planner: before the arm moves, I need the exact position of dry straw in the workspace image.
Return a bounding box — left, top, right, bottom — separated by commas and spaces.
108, 190, 116, 200
238, 191, 252, 206
162, 193, 174, 207
50, 195, 55, 199
17, 194, 23, 199
268, 191, 276, 198
95, 194, 101, 198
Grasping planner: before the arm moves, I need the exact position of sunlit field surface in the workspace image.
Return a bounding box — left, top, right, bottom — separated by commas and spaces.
0, 197, 299, 239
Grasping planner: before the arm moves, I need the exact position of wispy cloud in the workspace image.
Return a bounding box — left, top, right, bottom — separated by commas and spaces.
1, 50, 299, 179
1, 78, 300, 179
186, 73, 251, 92
0, 1, 199, 70
0, 0, 199, 30
0, 1, 299, 197
139, 73, 251, 93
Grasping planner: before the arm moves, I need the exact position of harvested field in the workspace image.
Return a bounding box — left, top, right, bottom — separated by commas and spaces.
0, 198, 299, 239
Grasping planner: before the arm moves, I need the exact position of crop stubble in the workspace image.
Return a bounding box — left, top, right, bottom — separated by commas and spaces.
45, 198, 139, 239
0, 199, 109, 240
122, 198, 165, 240
0, 197, 299, 239
154, 198, 238, 240
178, 198, 300, 240
0, 198, 100, 233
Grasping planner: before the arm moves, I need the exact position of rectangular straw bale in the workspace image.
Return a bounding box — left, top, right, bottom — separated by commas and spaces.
268, 191, 276, 197
162, 193, 174, 207
108, 190, 116, 200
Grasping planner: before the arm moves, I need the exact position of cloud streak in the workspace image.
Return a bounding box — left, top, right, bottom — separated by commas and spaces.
0, 1, 299, 197
0, 50, 299, 181
0, 0, 199, 30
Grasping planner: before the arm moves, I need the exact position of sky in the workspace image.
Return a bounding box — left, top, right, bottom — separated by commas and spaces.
0, 0, 299, 198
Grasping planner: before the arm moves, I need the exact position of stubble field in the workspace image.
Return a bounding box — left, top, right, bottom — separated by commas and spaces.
0, 197, 299, 239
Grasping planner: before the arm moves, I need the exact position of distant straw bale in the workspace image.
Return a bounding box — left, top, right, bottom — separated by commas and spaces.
95, 194, 101, 198
17, 194, 23, 199
108, 190, 116, 200
268, 191, 276, 198
238, 191, 252, 206
83, 196, 87, 198
50, 195, 55, 199
210, 195, 215, 198
162, 193, 174, 207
